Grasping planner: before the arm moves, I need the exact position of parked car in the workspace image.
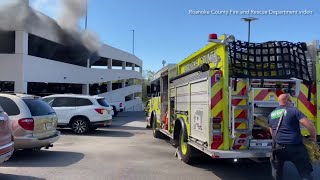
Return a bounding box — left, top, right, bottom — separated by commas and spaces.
42, 94, 113, 134
97, 98, 114, 127
109, 101, 125, 117
0, 93, 60, 150
96, 97, 114, 116
0, 106, 14, 163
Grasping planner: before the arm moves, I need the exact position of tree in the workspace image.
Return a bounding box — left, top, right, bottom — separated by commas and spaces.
142, 70, 155, 102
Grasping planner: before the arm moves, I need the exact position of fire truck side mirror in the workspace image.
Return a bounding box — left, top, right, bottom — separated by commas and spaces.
151, 84, 160, 93
150, 84, 156, 94
147, 86, 151, 97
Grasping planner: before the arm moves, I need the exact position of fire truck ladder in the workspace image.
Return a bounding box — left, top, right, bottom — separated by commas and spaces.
229, 78, 251, 150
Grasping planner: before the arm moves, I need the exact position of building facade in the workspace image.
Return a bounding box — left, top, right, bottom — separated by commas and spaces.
0, 5, 143, 111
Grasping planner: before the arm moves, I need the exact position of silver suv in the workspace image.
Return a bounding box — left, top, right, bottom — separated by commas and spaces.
0, 93, 60, 150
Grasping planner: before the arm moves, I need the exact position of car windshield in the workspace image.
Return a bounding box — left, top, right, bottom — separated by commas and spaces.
23, 98, 56, 116
97, 98, 110, 107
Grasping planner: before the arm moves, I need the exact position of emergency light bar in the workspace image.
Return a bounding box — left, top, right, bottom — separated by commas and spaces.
208, 34, 235, 44
208, 34, 222, 43
208, 34, 218, 40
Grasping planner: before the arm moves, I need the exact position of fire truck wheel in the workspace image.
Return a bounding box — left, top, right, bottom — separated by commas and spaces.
152, 119, 161, 138
178, 129, 193, 164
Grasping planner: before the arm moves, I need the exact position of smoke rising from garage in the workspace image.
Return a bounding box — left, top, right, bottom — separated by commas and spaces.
57, 0, 101, 53
0, 0, 101, 66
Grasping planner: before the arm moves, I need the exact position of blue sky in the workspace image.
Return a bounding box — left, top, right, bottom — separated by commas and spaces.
27, 0, 320, 71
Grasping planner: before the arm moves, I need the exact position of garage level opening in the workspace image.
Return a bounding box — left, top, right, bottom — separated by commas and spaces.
27, 82, 83, 96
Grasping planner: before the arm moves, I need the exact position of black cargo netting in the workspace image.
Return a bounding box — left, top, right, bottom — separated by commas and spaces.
228, 40, 313, 83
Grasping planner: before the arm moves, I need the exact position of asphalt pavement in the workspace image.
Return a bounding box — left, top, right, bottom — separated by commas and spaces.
0, 111, 319, 180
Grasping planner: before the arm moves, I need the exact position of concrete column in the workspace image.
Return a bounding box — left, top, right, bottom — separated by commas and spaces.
107, 81, 112, 92
122, 61, 126, 70
139, 67, 142, 73
87, 58, 90, 68
13, 30, 27, 92
132, 64, 135, 70
122, 80, 126, 88
15, 31, 28, 55
82, 84, 89, 95
108, 58, 112, 69
14, 80, 27, 93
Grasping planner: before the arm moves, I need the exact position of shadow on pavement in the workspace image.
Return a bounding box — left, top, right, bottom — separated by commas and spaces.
190, 158, 272, 180
192, 157, 320, 180
3, 150, 84, 168
0, 174, 45, 180
58, 128, 135, 138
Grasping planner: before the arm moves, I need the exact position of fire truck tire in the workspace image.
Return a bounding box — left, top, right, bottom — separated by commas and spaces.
152, 118, 162, 138
178, 129, 194, 164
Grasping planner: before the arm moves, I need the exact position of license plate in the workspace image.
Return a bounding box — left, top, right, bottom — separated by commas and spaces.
45, 122, 53, 129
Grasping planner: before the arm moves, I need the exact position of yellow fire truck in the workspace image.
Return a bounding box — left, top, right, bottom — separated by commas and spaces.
146, 34, 320, 163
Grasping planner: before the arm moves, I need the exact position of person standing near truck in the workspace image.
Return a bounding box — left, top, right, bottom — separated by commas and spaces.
268, 93, 316, 180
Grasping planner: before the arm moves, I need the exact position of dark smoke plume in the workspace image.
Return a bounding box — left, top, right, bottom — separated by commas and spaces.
0, 0, 101, 66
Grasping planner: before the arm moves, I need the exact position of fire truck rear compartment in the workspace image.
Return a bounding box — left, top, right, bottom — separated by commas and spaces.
249, 101, 276, 150
230, 79, 302, 150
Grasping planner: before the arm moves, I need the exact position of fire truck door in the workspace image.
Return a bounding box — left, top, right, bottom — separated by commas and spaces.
190, 79, 209, 142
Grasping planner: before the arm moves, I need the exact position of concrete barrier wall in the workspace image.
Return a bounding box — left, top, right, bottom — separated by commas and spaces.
124, 99, 143, 111
23, 55, 142, 84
